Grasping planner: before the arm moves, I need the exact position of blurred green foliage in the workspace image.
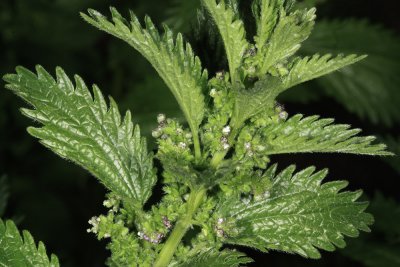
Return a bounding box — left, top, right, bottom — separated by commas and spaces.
1, 0, 399, 266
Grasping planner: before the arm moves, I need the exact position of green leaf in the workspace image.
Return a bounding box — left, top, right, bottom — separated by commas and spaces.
256, 5, 316, 75
81, 7, 207, 153
218, 165, 374, 259
3, 66, 157, 207
171, 248, 252, 267
0, 175, 9, 217
252, 0, 280, 50
301, 20, 400, 126
283, 53, 366, 89
256, 114, 391, 155
231, 76, 282, 129
0, 218, 59, 267
201, 0, 249, 81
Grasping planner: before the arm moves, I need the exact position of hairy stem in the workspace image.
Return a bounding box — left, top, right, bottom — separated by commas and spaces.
154, 187, 206, 267
192, 129, 202, 163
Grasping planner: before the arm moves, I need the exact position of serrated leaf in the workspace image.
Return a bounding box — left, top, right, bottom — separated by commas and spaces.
256, 5, 316, 75
283, 53, 366, 88
3, 66, 157, 207
218, 165, 374, 259
252, 0, 280, 50
301, 20, 400, 126
170, 248, 252, 267
257, 114, 391, 155
0, 218, 59, 267
201, 0, 249, 81
81, 7, 207, 149
231, 53, 364, 130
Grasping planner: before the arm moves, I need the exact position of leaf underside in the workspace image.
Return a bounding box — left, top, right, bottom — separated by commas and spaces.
3, 66, 157, 207
218, 165, 374, 259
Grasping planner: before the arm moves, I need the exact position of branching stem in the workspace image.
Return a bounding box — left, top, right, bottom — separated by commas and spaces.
154, 187, 207, 267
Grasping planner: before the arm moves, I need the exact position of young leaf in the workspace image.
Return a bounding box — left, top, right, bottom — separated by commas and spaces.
201, 0, 249, 81
171, 248, 253, 267
81, 7, 207, 156
231, 54, 364, 129
301, 20, 400, 126
0, 218, 60, 267
257, 6, 316, 74
252, 0, 280, 50
218, 165, 374, 259
255, 114, 390, 155
3, 66, 157, 207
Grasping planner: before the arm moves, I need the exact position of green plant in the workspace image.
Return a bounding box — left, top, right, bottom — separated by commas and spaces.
1, 0, 392, 266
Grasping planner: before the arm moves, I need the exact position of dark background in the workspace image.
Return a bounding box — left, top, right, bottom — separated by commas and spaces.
1, 0, 399, 266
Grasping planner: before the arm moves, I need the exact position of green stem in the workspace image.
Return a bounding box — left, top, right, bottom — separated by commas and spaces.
210, 127, 239, 168
192, 129, 202, 163
154, 187, 206, 267
210, 151, 227, 168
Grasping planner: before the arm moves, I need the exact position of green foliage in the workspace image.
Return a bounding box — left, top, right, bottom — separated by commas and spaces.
250, 1, 316, 76
2, 0, 393, 266
301, 20, 400, 126
217, 165, 373, 259
201, 0, 249, 81
81, 8, 208, 159
171, 248, 253, 266
0, 218, 59, 267
3, 66, 157, 208
238, 113, 390, 156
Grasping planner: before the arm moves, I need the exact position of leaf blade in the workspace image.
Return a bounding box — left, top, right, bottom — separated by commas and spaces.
3, 66, 157, 207
217, 165, 374, 259
81, 7, 207, 148
0, 218, 60, 267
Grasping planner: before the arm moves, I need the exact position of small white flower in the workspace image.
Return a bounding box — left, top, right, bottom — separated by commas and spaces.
244, 142, 251, 150
157, 113, 166, 123
222, 126, 231, 136
210, 88, 217, 97
279, 111, 288, 120
216, 229, 225, 237
222, 143, 230, 150
152, 128, 162, 138
217, 218, 224, 224
178, 142, 187, 149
